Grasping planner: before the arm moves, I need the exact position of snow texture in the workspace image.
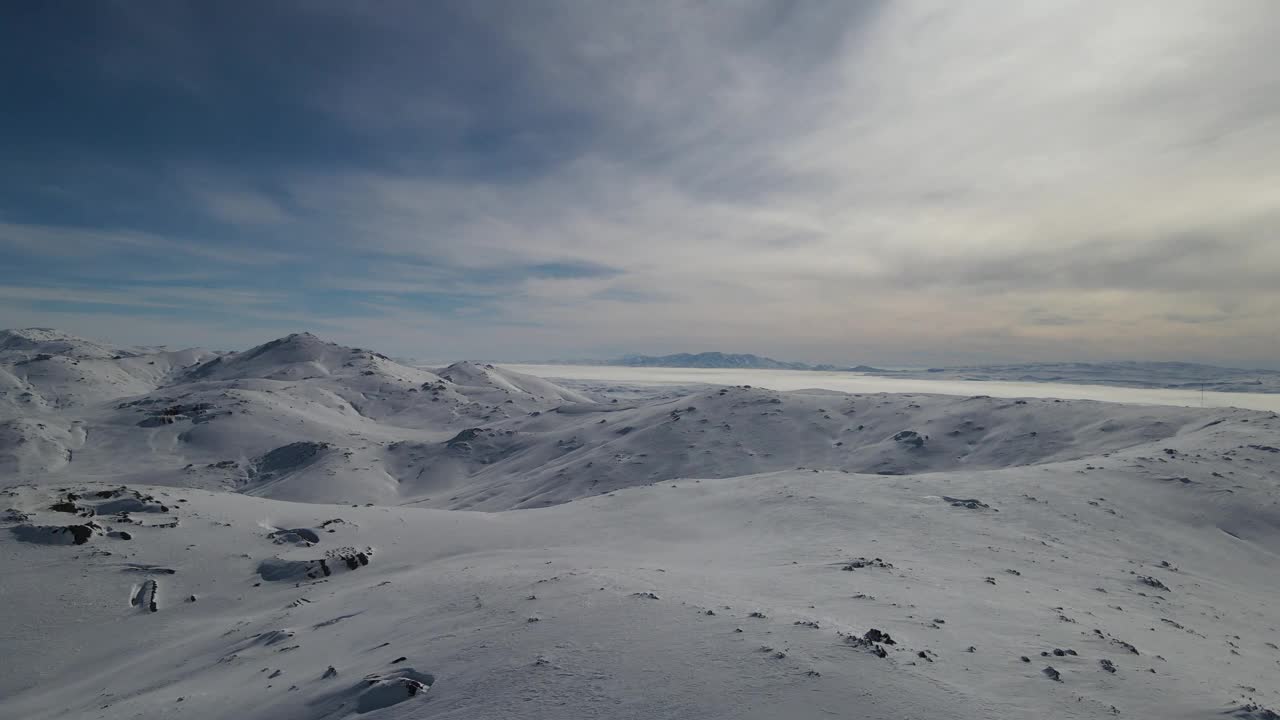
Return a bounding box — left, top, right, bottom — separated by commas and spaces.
1, 328, 1278, 719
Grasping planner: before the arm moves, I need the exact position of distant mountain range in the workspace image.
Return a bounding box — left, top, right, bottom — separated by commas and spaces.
583, 351, 883, 372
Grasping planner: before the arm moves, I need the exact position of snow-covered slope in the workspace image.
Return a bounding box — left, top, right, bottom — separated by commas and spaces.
2, 328, 1278, 719
0, 330, 600, 503
3, 460, 1278, 719
0, 328, 218, 410
434, 360, 594, 405
0, 327, 130, 361
398, 386, 1240, 510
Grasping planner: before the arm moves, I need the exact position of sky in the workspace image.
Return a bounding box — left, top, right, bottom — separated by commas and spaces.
3, 1, 1280, 368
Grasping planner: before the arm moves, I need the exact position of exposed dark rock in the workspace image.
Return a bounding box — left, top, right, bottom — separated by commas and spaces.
893, 430, 925, 448
132, 579, 159, 612
942, 496, 991, 510
1231, 703, 1280, 720
66, 524, 97, 544
445, 428, 483, 448
842, 557, 893, 571
1137, 575, 1170, 591
863, 629, 896, 645
269, 527, 321, 545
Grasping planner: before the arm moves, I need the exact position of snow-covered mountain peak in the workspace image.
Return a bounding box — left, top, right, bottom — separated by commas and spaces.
182, 332, 395, 382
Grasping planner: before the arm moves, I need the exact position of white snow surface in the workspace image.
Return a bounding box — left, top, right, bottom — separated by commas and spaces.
2, 329, 1278, 719
507, 364, 1280, 413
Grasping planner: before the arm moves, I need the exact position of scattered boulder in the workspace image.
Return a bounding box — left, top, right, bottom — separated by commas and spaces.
893, 430, 925, 448
842, 557, 893, 571
1137, 575, 1170, 591
1230, 704, 1280, 720
354, 669, 435, 713
942, 496, 991, 510
445, 428, 483, 448
257, 547, 373, 582
269, 527, 321, 546
863, 629, 896, 645
843, 633, 890, 658
131, 579, 159, 612
1109, 638, 1139, 655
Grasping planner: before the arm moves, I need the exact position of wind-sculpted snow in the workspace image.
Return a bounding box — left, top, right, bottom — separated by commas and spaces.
387, 386, 1258, 510
1, 329, 1279, 719
2, 462, 1278, 719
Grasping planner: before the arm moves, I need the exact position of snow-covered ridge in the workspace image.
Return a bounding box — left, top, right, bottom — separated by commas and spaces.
4, 328, 1268, 509
0, 328, 220, 412
0, 327, 134, 361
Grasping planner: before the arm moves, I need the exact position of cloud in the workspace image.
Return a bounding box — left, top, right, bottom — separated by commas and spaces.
190, 187, 291, 226
0, 222, 294, 266
3, 1, 1280, 367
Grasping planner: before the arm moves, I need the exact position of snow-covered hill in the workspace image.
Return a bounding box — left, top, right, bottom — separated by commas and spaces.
0, 328, 219, 411
0, 327, 132, 361
1, 328, 1278, 719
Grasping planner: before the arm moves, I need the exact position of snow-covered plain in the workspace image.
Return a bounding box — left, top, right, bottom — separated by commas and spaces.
866, 362, 1280, 395
2, 328, 1278, 719
508, 364, 1280, 413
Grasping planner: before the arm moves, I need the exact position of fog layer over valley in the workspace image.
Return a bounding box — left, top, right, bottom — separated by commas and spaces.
2, 328, 1278, 719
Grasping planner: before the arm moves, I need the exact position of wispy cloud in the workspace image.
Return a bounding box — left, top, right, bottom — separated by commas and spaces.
189, 187, 292, 226
0, 222, 294, 266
